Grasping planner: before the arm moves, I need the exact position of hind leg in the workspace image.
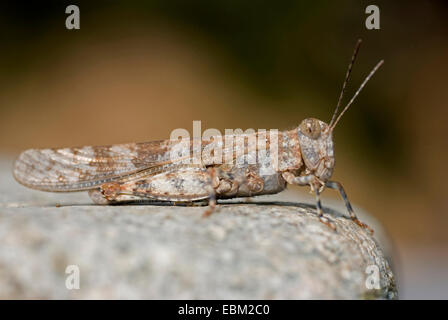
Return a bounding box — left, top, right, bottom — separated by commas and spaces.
88, 188, 113, 204
88, 167, 218, 215
88, 182, 160, 204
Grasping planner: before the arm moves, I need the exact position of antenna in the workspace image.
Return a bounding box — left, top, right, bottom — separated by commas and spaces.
330, 59, 384, 131
329, 39, 363, 128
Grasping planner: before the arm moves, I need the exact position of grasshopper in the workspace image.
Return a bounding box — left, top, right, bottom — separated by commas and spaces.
13, 39, 382, 233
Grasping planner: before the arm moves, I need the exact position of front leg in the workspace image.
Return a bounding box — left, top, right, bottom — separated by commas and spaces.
282, 172, 336, 230
325, 181, 373, 234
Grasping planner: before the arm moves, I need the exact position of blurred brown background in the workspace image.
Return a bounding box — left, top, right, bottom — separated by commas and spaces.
0, 1, 447, 298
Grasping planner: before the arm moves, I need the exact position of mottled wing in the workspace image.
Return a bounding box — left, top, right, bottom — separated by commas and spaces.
13, 140, 176, 192
13, 131, 284, 192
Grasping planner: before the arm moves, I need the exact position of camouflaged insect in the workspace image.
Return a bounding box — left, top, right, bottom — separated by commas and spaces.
13, 40, 383, 233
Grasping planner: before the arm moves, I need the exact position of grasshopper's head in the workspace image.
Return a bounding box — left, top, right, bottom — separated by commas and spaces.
297, 118, 334, 181
296, 40, 384, 182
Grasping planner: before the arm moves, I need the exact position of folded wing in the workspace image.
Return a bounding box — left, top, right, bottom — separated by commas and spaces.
13, 141, 175, 191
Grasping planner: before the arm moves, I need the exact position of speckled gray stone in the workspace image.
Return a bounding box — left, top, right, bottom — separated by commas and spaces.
0, 158, 397, 299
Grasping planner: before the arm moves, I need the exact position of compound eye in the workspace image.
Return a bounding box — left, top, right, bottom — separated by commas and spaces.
299, 119, 321, 139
